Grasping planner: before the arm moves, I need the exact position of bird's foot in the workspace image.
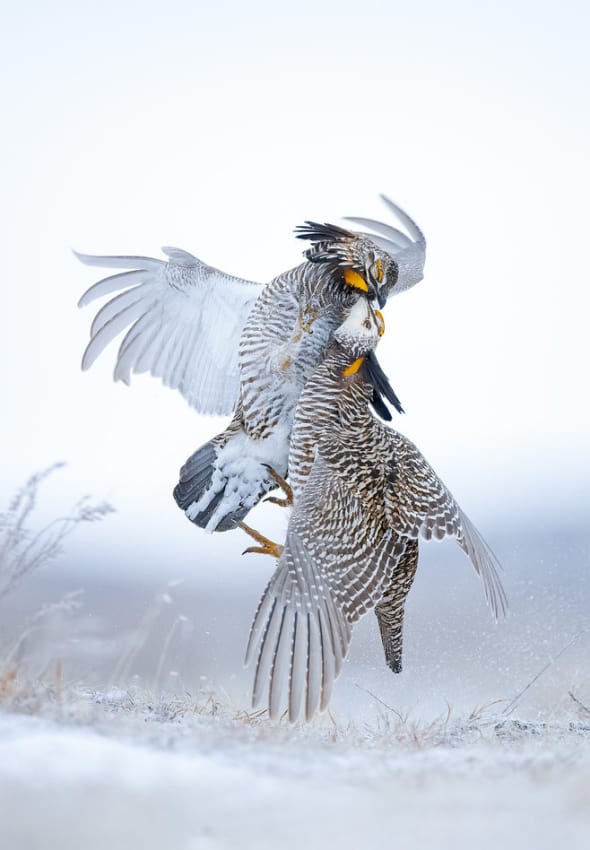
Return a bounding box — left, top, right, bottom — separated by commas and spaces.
263, 465, 293, 507
238, 521, 284, 559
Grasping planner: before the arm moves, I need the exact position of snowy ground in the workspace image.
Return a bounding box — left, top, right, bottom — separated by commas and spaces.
0, 686, 589, 850
1, 478, 588, 849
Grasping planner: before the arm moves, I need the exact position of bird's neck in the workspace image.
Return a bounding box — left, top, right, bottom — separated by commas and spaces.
288, 344, 372, 497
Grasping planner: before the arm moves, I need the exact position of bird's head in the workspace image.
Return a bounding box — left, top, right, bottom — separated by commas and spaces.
334, 297, 404, 419
334, 297, 385, 361
295, 195, 426, 309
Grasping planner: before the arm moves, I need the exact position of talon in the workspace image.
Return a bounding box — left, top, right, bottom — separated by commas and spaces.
262, 465, 293, 507
238, 521, 284, 559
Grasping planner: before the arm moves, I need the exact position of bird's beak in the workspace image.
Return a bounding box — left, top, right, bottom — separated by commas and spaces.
367, 283, 386, 308
366, 281, 383, 307
375, 310, 385, 336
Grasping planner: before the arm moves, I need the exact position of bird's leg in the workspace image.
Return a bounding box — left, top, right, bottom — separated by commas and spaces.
238, 521, 284, 559
263, 465, 293, 508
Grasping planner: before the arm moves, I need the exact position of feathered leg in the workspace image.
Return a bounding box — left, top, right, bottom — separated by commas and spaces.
374, 539, 419, 674
173, 407, 288, 533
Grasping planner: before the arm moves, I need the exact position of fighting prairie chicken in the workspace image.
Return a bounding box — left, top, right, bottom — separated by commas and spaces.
246, 298, 507, 722
77, 196, 426, 531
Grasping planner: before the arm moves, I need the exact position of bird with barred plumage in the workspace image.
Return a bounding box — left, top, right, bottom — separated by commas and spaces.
77, 196, 425, 532
245, 298, 508, 723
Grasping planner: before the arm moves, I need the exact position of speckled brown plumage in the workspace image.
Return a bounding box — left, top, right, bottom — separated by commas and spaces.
247, 300, 507, 722
375, 539, 419, 674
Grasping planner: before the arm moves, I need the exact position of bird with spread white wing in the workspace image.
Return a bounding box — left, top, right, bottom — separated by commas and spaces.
77, 196, 425, 532
246, 298, 507, 723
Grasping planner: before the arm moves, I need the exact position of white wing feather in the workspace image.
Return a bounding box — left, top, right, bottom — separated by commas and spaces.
76, 248, 263, 416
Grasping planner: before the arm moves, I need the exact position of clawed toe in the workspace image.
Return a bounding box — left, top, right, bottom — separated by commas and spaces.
262, 464, 293, 507
238, 521, 284, 559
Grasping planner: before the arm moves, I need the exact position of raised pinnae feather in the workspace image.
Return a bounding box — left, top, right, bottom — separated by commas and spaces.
370, 388, 392, 422
294, 221, 355, 244
363, 350, 404, 416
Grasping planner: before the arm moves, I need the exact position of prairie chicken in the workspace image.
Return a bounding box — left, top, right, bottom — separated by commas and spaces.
246, 298, 507, 722
77, 196, 425, 532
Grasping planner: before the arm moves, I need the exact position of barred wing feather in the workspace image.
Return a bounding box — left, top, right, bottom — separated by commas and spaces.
381, 430, 508, 619
77, 247, 262, 416
315, 426, 508, 620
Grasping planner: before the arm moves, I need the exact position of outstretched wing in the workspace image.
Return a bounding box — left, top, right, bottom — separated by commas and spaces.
76, 247, 263, 416
246, 456, 405, 722
381, 430, 508, 619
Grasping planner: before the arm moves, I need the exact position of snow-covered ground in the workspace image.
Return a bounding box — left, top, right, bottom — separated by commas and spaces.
0, 688, 589, 850
1, 474, 588, 849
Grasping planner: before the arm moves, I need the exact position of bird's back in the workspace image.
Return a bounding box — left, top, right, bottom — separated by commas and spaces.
239, 262, 359, 441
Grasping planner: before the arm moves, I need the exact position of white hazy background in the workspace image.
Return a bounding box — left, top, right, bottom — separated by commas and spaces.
1, 0, 589, 715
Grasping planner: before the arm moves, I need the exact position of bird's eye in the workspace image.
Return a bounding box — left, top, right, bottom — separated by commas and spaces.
373, 259, 384, 283
363, 319, 371, 330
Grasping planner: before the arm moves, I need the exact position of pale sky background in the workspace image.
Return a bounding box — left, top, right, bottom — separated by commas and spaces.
1, 0, 589, 584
